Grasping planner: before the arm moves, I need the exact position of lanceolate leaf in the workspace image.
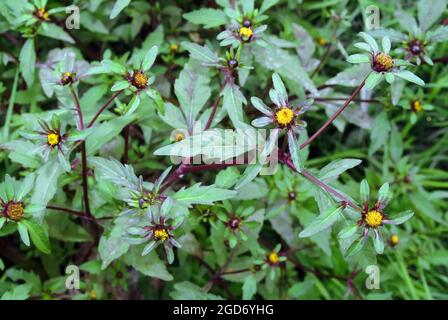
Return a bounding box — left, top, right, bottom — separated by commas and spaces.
174, 61, 211, 130
21, 219, 51, 254
299, 203, 344, 238
173, 183, 236, 207
19, 39, 36, 88
318, 159, 362, 181
183, 8, 227, 28
181, 42, 220, 66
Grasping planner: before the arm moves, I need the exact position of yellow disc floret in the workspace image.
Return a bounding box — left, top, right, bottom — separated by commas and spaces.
5, 201, 25, 221
268, 252, 279, 264
373, 53, 394, 72
239, 27, 253, 39
170, 43, 179, 52
35, 7, 50, 21
60, 71, 76, 86
132, 71, 148, 89
411, 100, 422, 112
364, 210, 383, 228
47, 132, 60, 147
154, 229, 169, 242
175, 132, 184, 142
390, 234, 399, 246
275, 107, 295, 127
318, 37, 326, 46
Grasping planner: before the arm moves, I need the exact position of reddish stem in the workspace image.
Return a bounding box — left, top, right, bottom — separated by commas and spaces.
279, 150, 362, 211
300, 78, 366, 149
87, 90, 123, 128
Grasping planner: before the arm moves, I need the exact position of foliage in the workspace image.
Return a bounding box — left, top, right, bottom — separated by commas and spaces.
0, 0, 447, 300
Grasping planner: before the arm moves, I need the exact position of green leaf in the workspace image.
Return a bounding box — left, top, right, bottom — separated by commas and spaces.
17, 222, 30, 246
260, 0, 280, 12
373, 229, 384, 254
19, 38, 36, 87
360, 179, 370, 204
111, 80, 130, 92
287, 130, 301, 173
359, 32, 378, 51
21, 219, 51, 254
377, 182, 390, 205
86, 114, 136, 155
252, 45, 317, 95
299, 203, 344, 238
142, 46, 158, 71
221, 83, 247, 129
386, 210, 414, 225
174, 61, 211, 129
369, 111, 390, 155
154, 128, 256, 162
215, 167, 240, 189
38, 23, 75, 43
272, 73, 287, 102
124, 247, 173, 281
394, 70, 425, 86
417, 0, 448, 32
1, 284, 32, 300
173, 183, 237, 207
30, 158, 64, 219
99, 217, 132, 269
145, 88, 164, 115
318, 159, 362, 181
242, 275, 257, 300
345, 236, 367, 257
110, 0, 131, 19
425, 250, 448, 266
89, 157, 139, 190
126, 94, 140, 114
338, 224, 358, 239
181, 41, 220, 66
347, 54, 370, 64
183, 8, 227, 28
170, 281, 224, 300
365, 72, 383, 90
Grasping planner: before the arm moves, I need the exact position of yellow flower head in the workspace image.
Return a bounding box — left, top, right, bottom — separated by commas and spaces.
275, 107, 295, 127
373, 53, 394, 72
5, 201, 24, 221
268, 252, 279, 264
239, 27, 253, 39
411, 100, 422, 112
318, 37, 326, 46
170, 43, 179, 52
60, 71, 76, 86
132, 71, 148, 89
364, 210, 383, 228
175, 132, 185, 142
154, 229, 169, 242
390, 234, 399, 246
36, 7, 49, 21
47, 132, 60, 147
